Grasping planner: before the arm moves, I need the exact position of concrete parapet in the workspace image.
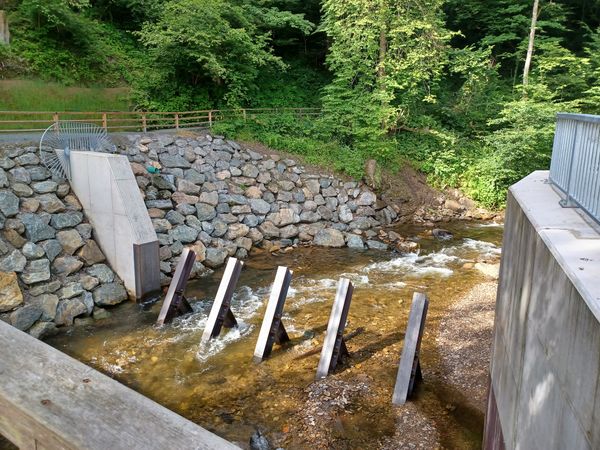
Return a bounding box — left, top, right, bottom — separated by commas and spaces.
485, 171, 600, 450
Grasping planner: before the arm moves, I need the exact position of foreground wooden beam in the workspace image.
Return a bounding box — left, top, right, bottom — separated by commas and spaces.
392, 292, 429, 405
0, 320, 239, 450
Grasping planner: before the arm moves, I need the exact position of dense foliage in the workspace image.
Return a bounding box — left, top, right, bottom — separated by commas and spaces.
2, 0, 600, 207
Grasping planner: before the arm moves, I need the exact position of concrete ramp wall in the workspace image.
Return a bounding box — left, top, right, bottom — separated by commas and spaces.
485, 171, 600, 450
69, 151, 160, 300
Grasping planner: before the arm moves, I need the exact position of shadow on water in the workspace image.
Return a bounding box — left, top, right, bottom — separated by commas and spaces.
45, 221, 503, 448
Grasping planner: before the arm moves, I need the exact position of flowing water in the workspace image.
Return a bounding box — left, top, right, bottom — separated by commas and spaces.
47, 221, 503, 449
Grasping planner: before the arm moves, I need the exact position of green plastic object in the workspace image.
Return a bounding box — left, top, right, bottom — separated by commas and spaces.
146, 165, 160, 174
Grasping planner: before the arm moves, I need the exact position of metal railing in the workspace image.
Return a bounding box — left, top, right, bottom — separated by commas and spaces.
0, 107, 322, 133
549, 112, 600, 224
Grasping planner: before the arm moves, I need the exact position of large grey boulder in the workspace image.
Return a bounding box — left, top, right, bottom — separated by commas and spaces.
0, 168, 9, 187
249, 198, 271, 215
55, 298, 87, 326
159, 154, 191, 168
196, 203, 217, 221
50, 211, 83, 229
0, 190, 19, 216
93, 282, 128, 306
21, 259, 51, 284
366, 240, 388, 251
32, 181, 58, 194
32, 293, 59, 321
305, 179, 320, 195
204, 247, 228, 268
77, 240, 106, 265
259, 221, 280, 239
37, 194, 65, 213
0, 250, 26, 272
22, 242, 45, 259
56, 229, 84, 255
40, 239, 62, 262
338, 205, 354, 223
225, 223, 249, 240
170, 225, 198, 243
314, 228, 345, 248
198, 191, 219, 206
346, 234, 365, 249
52, 256, 84, 276
11, 304, 42, 331
21, 213, 56, 242
59, 282, 84, 300
279, 225, 299, 239
356, 191, 376, 206
87, 264, 115, 283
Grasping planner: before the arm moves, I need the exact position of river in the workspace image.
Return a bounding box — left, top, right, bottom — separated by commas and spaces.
47, 221, 503, 449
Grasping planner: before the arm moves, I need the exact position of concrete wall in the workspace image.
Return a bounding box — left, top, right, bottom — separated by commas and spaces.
485, 171, 600, 450
70, 151, 160, 300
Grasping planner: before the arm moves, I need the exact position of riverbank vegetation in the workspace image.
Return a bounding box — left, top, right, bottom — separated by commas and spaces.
1, 0, 599, 207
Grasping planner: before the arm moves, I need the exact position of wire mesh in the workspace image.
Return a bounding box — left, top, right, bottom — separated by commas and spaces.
39, 121, 116, 180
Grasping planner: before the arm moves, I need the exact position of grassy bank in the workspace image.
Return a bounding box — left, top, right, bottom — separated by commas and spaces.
0, 80, 130, 111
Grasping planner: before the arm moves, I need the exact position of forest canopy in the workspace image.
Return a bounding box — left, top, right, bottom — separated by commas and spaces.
1, 0, 599, 207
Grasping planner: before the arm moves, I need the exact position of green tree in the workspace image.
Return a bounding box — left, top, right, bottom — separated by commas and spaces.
319, 0, 451, 158
9, 0, 135, 83
135, 0, 313, 109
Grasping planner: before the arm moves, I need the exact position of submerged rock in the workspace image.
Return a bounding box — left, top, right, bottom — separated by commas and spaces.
432, 228, 453, 241
474, 262, 500, 279
249, 430, 271, 450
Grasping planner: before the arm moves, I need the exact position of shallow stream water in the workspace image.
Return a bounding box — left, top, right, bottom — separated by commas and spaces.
47, 221, 503, 449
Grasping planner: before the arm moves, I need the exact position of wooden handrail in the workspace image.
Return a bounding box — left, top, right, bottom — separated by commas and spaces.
0, 107, 322, 133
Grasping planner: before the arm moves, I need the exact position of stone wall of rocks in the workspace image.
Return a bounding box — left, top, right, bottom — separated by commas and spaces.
121, 132, 397, 286
0, 131, 397, 339
0, 146, 128, 339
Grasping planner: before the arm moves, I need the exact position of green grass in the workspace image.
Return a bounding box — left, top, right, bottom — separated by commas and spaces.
0, 79, 132, 131
0, 79, 131, 112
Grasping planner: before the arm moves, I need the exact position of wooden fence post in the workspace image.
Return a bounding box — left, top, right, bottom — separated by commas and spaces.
142, 114, 147, 133
208, 110, 213, 128
242, 109, 247, 123
175, 113, 179, 130
102, 113, 108, 130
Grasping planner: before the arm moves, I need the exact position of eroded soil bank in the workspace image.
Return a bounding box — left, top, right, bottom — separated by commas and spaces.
46, 221, 502, 449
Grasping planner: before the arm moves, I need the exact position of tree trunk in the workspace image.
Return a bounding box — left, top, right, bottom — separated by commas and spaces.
0, 10, 10, 45
523, 0, 540, 86
378, 29, 387, 79
378, 28, 388, 130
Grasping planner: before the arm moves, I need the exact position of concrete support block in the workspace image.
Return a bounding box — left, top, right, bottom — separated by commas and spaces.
69, 151, 160, 300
